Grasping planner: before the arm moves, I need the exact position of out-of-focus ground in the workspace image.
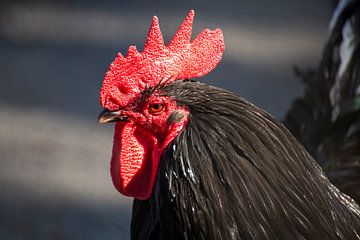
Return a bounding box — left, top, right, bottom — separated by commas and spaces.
0, 1, 332, 239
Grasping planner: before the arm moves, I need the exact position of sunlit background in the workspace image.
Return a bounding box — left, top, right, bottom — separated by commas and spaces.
0, 1, 333, 239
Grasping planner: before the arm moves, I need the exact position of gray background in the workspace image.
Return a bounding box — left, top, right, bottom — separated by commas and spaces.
0, 1, 333, 239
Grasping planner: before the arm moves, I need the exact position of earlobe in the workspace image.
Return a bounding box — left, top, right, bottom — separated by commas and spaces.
167, 111, 186, 124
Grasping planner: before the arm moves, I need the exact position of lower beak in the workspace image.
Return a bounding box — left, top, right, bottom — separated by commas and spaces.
98, 109, 129, 124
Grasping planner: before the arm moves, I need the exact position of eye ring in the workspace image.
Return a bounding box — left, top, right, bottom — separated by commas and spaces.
148, 102, 165, 115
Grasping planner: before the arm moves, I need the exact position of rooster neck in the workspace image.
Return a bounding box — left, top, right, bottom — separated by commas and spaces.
130, 81, 360, 240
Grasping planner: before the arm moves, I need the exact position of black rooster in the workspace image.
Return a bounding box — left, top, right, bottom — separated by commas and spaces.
99, 3, 360, 240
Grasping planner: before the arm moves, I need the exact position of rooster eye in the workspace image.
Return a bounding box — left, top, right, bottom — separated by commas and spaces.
148, 103, 165, 115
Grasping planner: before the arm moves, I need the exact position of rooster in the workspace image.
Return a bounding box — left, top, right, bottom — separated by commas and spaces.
98, 6, 360, 240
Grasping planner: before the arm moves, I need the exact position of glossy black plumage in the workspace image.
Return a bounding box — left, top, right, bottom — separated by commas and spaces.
131, 81, 360, 240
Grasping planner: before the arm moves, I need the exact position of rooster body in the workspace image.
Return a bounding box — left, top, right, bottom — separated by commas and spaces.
131, 81, 360, 239
98, 5, 360, 240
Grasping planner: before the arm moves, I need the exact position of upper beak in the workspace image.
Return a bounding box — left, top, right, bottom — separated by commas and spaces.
98, 109, 129, 124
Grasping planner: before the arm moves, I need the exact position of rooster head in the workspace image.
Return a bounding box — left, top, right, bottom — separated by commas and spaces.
98, 10, 224, 200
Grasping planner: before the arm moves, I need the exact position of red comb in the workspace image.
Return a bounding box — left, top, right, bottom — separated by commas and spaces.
100, 10, 225, 111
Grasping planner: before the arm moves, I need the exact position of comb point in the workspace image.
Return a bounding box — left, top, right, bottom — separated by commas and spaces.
168, 10, 195, 49
143, 15, 165, 54
126, 46, 140, 58
117, 52, 124, 59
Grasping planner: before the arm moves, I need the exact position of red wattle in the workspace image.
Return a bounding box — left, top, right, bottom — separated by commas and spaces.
111, 121, 160, 200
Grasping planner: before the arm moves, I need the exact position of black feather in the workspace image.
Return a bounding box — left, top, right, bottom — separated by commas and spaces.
131, 81, 360, 240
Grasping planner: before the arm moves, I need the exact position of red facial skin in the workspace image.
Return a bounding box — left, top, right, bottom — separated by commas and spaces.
110, 95, 189, 200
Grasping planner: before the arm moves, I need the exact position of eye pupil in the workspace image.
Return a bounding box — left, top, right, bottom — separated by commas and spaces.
149, 103, 165, 114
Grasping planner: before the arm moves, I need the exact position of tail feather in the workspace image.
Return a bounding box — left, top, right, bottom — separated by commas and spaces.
284, 0, 360, 204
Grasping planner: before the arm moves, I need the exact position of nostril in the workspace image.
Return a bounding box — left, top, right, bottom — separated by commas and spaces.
119, 115, 129, 121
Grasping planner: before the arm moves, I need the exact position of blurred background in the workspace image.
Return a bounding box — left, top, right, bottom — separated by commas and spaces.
0, 0, 333, 239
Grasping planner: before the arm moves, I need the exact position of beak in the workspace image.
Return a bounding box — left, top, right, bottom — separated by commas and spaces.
98, 109, 129, 124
